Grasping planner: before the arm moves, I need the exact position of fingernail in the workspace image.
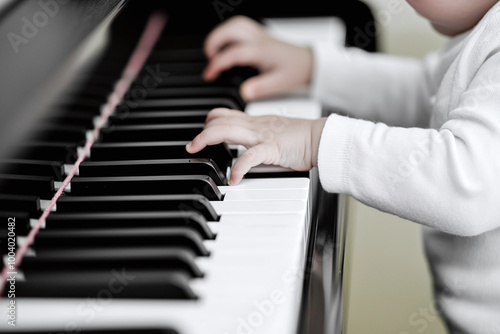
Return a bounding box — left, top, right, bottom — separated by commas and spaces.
186, 142, 192, 150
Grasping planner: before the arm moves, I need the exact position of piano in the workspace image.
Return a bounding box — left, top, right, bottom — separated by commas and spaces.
0, 1, 376, 333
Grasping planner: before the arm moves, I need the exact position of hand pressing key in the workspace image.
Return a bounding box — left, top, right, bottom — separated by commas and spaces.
203, 15, 314, 101
186, 108, 327, 185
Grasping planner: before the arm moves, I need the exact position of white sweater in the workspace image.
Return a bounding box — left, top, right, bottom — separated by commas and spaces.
311, 4, 500, 334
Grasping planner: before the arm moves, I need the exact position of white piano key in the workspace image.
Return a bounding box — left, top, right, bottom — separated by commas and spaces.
218, 177, 309, 192
210, 200, 307, 215
223, 188, 309, 201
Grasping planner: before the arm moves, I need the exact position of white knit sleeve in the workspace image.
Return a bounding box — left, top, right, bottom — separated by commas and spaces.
316, 51, 500, 237
310, 43, 437, 128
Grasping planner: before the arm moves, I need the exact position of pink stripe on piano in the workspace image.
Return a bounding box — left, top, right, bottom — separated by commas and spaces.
0, 11, 168, 296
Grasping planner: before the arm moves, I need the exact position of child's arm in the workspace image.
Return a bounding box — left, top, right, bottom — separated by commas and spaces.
311, 44, 437, 128
188, 51, 500, 237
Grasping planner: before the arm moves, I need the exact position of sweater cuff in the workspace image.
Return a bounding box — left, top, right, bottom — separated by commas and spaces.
317, 113, 362, 194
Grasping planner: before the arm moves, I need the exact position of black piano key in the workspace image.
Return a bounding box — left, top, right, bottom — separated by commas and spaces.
13, 269, 196, 299
0, 174, 55, 197
139, 74, 207, 87
122, 98, 239, 111
67, 86, 113, 100
15, 142, 80, 163
145, 87, 244, 109
90, 141, 233, 172
142, 62, 206, 75
21, 247, 203, 278
0, 194, 41, 217
99, 124, 204, 142
56, 194, 219, 221
0, 159, 64, 180
109, 110, 209, 126
44, 211, 215, 239
57, 97, 104, 110
79, 158, 227, 185
42, 111, 96, 128
0, 330, 179, 334
70, 175, 222, 200
33, 227, 209, 256
147, 48, 205, 62
139, 66, 259, 88
31, 125, 87, 143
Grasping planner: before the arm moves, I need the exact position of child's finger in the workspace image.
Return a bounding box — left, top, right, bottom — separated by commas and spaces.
240, 71, 290, 101
203, 44, 261, 81
186, 125, 258, 153
205, 115, 253, 131
204, 16, 258, 58
205, 108, 247, 123
229, 144, 271, 185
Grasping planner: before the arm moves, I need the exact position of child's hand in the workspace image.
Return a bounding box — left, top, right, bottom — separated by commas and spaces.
186, 108, 327, 185
203, 16, 314, 101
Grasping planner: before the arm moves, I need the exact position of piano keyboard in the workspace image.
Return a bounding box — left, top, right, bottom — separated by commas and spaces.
0, 9, 319, 334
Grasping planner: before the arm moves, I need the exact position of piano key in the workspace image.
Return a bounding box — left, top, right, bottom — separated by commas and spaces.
32, 227, 209, 256
0, 174, 55, 197
138, 65, 259, 88
147, 48, 205, 62
143, 62, 206, 74
14, 142, 80, 163
65, 86, 114, 100
144, 87, 244, 109
126, 98, 240, 111
0, 159, 65, 180
55, 194, 219, 221
0, 194, 41, 216
99, 124, 204, 142
12, 269, 196, 299
31, 125, 88, 143
138, 74, 207, 87
21, 247, 203, 278
90, 141, 233, 172
0, 329, 180, 334
42, 112, 96, 128
56, 97, 104, 110
70, 175, 222, 200
108, 110, 209, 126
78, 159, 227, 185
43, 211, 215, 239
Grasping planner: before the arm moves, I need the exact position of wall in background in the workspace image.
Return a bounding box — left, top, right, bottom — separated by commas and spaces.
343, 1, 449, 334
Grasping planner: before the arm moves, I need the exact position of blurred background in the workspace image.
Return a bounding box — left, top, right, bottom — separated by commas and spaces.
343, 1, 449, 333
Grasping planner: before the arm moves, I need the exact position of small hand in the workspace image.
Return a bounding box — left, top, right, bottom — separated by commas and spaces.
186, 108, 327, 185
203, 16, 313, 101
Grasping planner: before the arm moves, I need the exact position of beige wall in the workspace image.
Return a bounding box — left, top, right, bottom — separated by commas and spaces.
343, 1, 449, 334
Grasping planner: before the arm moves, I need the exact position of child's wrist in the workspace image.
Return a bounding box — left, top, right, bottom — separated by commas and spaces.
311, 117, 328, 167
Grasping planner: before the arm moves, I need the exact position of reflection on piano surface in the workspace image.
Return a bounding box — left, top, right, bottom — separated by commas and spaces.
0, 1, 375, 333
